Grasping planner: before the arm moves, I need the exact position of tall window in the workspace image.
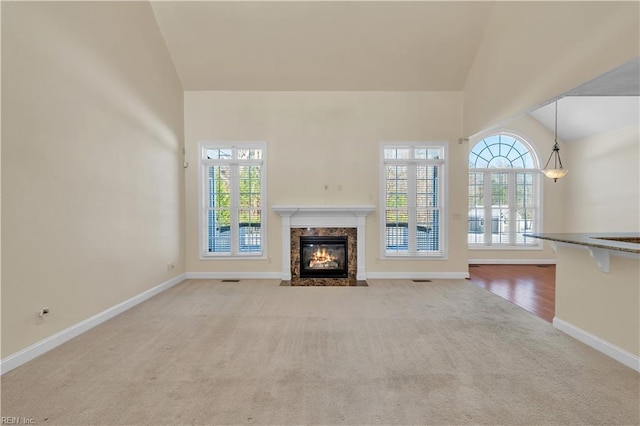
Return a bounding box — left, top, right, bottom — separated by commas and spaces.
468, 134, 540, 248
382, 142, 446, 257
200, 143, 266, 257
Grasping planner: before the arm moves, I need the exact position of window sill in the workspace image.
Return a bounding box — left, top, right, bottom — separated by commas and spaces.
381, 254, 447, 260
468, 245, 542, 251
200, 254, 267, 260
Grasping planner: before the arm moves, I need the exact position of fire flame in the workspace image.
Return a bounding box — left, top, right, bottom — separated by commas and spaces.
309, 247, 338, 269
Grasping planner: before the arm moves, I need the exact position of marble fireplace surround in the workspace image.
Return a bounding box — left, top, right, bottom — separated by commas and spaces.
272, 206, 375, 281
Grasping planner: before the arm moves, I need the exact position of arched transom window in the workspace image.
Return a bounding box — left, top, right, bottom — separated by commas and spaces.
468, 134, 541, 248
470, 134, 535, 169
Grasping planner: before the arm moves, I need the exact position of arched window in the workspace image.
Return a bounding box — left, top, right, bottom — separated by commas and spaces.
468, 134, 541, 247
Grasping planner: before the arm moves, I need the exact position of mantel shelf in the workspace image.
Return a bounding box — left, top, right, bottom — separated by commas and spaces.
272, 205, 375, 217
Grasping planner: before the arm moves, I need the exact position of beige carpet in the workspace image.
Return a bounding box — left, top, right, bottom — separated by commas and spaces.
1, 279, 638, 425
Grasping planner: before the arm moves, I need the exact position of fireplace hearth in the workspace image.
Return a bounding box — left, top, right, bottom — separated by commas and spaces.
300, 236, 348, 278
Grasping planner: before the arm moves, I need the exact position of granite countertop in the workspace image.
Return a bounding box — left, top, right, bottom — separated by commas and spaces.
524, 232, 640, 254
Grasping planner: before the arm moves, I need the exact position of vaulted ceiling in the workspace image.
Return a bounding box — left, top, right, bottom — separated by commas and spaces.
150, 1, 496, 91
150, 1, 638, 140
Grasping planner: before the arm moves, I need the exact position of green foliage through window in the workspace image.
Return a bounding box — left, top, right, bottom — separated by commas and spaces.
202, 144, 265, 256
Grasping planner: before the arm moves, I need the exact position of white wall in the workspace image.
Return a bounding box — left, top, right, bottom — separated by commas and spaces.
562, 125, 640, 233
184, 91, 468, 277
464, 1, 639, 137
1, 2, 184, 358
468, 114, 565, 262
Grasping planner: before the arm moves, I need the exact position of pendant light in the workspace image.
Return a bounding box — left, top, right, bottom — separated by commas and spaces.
542, 100, 569, 182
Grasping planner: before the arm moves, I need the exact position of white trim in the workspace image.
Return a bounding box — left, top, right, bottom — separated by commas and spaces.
366, 271, 469, 279
467, 131, 543, 250
198, 141, 268, 260
468, 245, 543, 251
185, 272, 282, 280
272, 205, 375, 281
379, 141, 449, 260
553, 317, 640, 372
0, 273, 187, 376
468, 258, 556, 265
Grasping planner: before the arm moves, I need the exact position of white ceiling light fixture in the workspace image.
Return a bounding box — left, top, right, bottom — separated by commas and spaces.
542, 101, 569, 182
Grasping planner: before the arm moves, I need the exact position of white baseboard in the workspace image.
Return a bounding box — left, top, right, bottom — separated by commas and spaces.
553, 317, 640, 372
186, 272, 470, 280
468, 259, 556, 265
366, 272, 469, 279
0, 273, 187, 376
185, 272, 282, 280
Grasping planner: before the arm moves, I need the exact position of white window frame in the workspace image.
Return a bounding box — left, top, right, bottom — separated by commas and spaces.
380, 141, 448, 259
468, 132, 542, 250
199, 141, 267, 259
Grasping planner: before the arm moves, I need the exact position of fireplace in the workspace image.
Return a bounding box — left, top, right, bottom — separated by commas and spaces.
271, 205, 375, 281
300, 236, 348, 278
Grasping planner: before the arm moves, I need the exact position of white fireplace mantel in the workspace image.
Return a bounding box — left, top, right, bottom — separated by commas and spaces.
272, 205, 375, 280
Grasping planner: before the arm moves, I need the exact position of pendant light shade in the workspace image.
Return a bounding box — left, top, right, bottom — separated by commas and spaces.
542, 101, 568, 182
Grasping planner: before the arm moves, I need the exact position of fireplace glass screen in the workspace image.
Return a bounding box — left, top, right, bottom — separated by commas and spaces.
300, 236, 348, 278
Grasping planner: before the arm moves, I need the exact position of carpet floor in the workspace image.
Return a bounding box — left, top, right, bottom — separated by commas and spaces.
1, 279, 638, 425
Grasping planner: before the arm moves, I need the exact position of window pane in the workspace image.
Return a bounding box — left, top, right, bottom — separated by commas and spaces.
515, 208, 537, 245
416, 210, 439, 252
491, 173, 509, 244
237, 148, 263, 159
470, 154, 489, 168
206, 148, 232, 160
414, 148, 428, 159
428, 148, 442, 159
239, 165, 261, 208
207, 210, 231, 253
416, 166, 438, 208
491, 173, 508, 206
487, 156, 513, 168
516, 172, 534, 208
386, 165, 407, 208
384, 148, 410, 159
415, 147, 443, 160
238, 209, 261, 252
208, 165, 231, 209
491, 208, 509, 244
468, 172, 485, 244
385, 210, 409, 252
515, 172, 536, 244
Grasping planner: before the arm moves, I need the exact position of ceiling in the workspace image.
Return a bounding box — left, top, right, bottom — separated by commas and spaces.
528, 58, 640, 142
150, 1, 638, 140
150, 1, 496, 91
528, 96, 639, 142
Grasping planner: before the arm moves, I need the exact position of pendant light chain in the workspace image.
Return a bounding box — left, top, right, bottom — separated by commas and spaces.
542, 100, 568, 182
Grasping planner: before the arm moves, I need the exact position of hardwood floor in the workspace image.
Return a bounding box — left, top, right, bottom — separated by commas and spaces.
468, 264, 556, 323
